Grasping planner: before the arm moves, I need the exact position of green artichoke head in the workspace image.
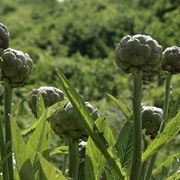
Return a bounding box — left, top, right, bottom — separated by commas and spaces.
28, 86, 65, 117
115, 34, 163, 74
0, 23, 9, 54
162, 46, 180, 74
50, 102, 99, 141
0, 48, 33, 87
142, 106, 163, 138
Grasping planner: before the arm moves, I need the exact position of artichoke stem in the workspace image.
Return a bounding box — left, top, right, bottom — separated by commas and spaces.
4, 83, 14, 180
0, 114, 10, 180
130, 72, 143, 180
68, 138, 79, 180
160, 72, 172, 130
144, 72, 172, 180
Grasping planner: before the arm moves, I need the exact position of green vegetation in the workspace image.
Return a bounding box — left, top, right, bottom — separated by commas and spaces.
0, 0, 180, 179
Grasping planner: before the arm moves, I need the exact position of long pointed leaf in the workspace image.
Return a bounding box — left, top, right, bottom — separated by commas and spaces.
56, 69, 127, 179
21, 100, 67, 137
85, 118, 115, 180
36, 93, 46, 118
153, 153, 180, 176
26, 111, 51, 164
11, 118, 35, 180
142, 112, 180, 161
38, 153, 67, 180
107, 94, 131, 120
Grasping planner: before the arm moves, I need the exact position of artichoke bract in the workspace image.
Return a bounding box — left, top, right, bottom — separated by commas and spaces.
50, 102, 99, 141
0, 23, 9, 54
28, 86, 65, 117
162, 46, 180, 74
115, 34, 163, 74
0, 48, 33, 87
142, 106, 163, 138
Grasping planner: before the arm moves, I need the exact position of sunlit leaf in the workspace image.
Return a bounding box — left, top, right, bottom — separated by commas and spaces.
142, 112, 180, 161
11, 117, 35, 180
26, 111, 51, 163
153, 153, 180, 176
36, 93, 46, 118
38, 153, 67, 180
56, 69, 127, 179
50, 146, 68, 156
85, 118, 115, 180
166, 170, 180, 180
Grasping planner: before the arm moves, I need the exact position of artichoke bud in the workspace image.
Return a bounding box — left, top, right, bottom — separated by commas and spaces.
0, 23, 9, 51
28, 86, 65, 117
142, 106, 163, 139
0, 48, 33, 87
162, 46, 180, 74
115, 34, 163, 74
50, 102, 99, 141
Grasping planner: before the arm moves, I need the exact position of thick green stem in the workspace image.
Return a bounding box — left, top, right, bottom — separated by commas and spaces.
130, 73, 143, 180
160, 73, 172, 130
4, 83, 13, 180
68, 139, 79, 180
0, 116, 9, 180
144, 73, 172, 180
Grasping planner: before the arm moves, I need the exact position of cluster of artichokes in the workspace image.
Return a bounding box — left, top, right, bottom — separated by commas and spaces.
115, 34, 180, 138
28, 86, 99, 141
115, 34, 180, 75
0, 23, 33, 87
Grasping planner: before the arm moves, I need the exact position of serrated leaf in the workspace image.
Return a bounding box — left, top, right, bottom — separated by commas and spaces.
142, 112, 180, 161
50, 146, 68, 156
153, 153, 180, 176
10, 117, 35, 180
38, 153, 67, 180
56, 69, 127, 179
85, 118, 115, 180
26, 111, 51, 164
114, 121, 133, 174
107, 94, 131, 120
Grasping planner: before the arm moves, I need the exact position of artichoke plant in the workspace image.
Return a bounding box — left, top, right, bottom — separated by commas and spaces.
0, 23, 9, 54
0, 48, 33, 87
115, 34, 163, 74
162, 46, 180, 74
50, 102, 99, 141
28, 86, 65, 117
142, 106, 163, 138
